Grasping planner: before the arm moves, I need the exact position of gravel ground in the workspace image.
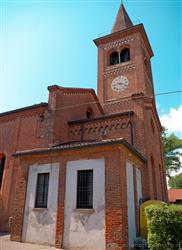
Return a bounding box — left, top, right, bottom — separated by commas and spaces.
0, 233, 63, 250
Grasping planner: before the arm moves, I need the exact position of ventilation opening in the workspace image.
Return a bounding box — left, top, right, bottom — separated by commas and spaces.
86, 108, 93, 119
86, 111, 91, 119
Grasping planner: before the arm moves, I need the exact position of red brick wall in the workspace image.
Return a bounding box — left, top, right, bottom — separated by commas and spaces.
10, 158, 28, 241
48, 86, 103, 145
0, 105, 49, 231
104, 97, 168, 202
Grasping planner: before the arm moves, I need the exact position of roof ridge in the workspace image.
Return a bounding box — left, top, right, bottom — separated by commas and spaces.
0, 103, 48, 118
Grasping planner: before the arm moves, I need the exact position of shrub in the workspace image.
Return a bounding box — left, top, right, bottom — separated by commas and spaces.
145, 204, 182, 250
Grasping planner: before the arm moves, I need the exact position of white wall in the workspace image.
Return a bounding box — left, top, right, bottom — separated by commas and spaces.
63, 159, 105, 250
136, 168, 142, 206
126, 161, 136, 249
22, 163, 59, 246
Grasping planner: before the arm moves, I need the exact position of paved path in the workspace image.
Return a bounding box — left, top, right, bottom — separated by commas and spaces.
0, 234, 63, 250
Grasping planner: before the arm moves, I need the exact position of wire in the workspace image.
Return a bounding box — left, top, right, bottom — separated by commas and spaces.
1, 88, 181, 114
51, 89, 182, 111
155, 90, 182, 96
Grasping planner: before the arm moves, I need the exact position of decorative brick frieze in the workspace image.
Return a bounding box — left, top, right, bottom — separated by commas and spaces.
104, 63, 136, 78
103, 36, 134, 50
68, 114, 133, 144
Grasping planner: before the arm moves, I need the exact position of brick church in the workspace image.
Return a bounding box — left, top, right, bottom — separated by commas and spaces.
0, 4, 168, 250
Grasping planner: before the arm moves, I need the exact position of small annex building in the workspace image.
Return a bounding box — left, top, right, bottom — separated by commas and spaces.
0, 4, 168, 250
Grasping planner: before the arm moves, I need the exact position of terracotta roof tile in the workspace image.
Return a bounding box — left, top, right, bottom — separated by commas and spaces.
168, 189, 182, 202
13, 138, 147, 162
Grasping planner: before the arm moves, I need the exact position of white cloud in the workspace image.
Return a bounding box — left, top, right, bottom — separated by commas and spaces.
160, 105, 182, 135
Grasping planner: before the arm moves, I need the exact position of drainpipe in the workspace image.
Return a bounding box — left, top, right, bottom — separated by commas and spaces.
128, 113, 134, 146
80, 122, 84, 142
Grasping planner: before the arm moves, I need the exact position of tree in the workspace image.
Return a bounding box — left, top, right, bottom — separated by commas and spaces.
168, 173, 182, 189
162, 128, 182, 179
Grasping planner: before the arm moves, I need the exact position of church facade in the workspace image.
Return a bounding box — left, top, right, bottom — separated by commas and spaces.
0, 4, 168, 250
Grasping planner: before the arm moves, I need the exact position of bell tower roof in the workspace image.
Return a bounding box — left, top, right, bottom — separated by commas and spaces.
112, 3, 133, 33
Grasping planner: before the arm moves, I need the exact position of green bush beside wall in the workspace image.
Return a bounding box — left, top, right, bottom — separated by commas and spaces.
145, 204, 182, 250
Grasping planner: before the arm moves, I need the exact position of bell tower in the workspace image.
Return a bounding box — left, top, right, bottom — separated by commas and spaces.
94, 4, 168, 202
94, 4, 154, 105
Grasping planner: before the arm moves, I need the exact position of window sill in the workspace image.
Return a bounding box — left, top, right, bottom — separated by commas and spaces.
74, 209, 95, 215
106, 60, 133, 70
33, 208, 48, 211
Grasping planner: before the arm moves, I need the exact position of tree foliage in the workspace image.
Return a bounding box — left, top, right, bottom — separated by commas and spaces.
168, 173, 182, 189
162, 129, 182, 178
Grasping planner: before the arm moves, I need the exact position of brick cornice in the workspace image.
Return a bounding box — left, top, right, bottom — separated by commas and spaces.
68, 111, 133, 124
94, 24, 153, 57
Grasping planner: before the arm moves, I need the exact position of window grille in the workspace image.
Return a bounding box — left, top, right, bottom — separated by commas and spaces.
77, 170, 93, 209
35, 173, 49, 208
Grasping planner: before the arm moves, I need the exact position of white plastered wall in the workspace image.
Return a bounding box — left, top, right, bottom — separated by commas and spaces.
126, 161, 136, 249
63, 158, 106, 250
136, 167, 142, 206
22, 163, 59, 246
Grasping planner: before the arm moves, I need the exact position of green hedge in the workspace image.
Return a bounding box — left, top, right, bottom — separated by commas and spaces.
145, 204, 182, 250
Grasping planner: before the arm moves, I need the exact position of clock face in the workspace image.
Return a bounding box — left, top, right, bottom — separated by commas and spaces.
111, 75, 129, 92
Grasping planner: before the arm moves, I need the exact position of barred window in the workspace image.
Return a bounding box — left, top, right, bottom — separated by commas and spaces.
35, 173, 49, 208
77, 170, 93, 209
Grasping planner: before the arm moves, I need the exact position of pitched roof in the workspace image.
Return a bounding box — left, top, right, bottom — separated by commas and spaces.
168, 189, 182, 202
112, 4, 133, 33
13, 138, 147, 162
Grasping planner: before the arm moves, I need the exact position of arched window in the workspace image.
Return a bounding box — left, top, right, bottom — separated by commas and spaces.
110, 51, 119, 66
0, 154, 6, 189
86, 111, 92, 119
120, 48, 130, 63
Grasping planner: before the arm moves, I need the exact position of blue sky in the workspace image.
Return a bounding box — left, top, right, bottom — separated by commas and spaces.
0, 0, 181, 136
